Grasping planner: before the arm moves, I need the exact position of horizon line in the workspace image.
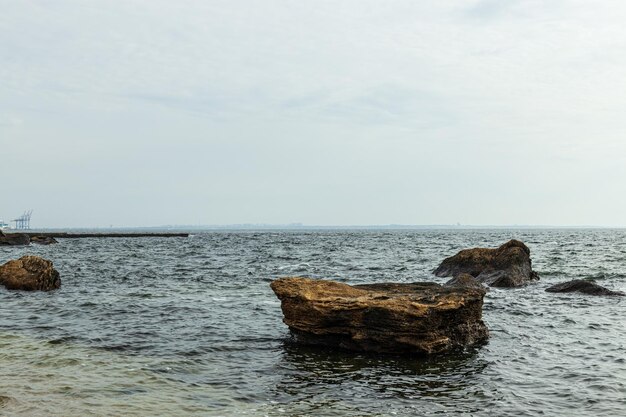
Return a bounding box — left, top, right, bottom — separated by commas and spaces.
26, 223, 626, 230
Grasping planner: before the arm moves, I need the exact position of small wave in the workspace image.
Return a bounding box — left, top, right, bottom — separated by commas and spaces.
582, 272, 626, 281
48, 336, 78, 345
277, 263, 311, 272
536, 270, 568, 277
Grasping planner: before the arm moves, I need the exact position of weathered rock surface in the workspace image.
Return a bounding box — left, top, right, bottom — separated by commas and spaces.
546, 280, 625, 296
270, 277, 489, 355
434, 240, 539, 288
0, 233, 31, 246
30, 235, 58, 245
0, 256, 61, 291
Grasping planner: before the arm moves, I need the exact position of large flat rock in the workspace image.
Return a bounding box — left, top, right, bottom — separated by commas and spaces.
271, 277, 488, 355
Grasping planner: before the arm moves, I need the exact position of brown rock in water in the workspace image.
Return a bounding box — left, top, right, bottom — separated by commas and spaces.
546, 280, 624, 296
270, 277, 488, 355
0, 256, 61, 291
0, 233, 31, 246
30, 235, 58, 245
433, 240, 539, 288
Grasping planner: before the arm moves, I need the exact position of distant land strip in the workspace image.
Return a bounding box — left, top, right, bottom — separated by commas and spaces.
23, 232, 189, 238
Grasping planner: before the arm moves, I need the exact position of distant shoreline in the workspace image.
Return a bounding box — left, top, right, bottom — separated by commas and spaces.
17, 225, 626, 233
9, 232, 189, 239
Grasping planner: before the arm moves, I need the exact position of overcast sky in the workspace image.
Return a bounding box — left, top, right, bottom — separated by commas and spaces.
2, 0, 626, 227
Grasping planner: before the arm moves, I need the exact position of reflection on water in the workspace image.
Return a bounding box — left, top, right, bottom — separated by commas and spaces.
278, 342, 488, 393
266, 342, 492, 416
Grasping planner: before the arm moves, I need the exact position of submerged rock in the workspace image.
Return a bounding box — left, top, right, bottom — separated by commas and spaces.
445, 273, 486, 290
546, 280, 624, 296
0, 256, 61, 291
0, 395, 16, 408
433, 240, 539, 288
0, 233, 30, 246
270, 277, 489, 355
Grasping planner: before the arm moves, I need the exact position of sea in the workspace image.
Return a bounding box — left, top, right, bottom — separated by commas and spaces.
1, 229, 625, 416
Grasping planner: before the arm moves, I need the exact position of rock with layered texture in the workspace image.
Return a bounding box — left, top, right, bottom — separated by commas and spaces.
546, 280, 624, 296
433, 240, 539, 288
270, 277, 489, 355
0, 233, 30, 246
0, 256, 61, 291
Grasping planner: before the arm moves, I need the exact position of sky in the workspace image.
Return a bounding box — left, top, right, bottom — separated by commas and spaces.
2, 0, 626, 227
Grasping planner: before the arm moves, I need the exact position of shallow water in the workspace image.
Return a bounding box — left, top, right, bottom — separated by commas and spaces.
1, 229, 625, 416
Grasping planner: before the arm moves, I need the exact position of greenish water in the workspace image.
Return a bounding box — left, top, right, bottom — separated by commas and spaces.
0, 332, 256, 416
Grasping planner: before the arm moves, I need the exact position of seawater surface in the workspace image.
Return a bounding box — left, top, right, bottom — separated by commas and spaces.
1, 229, 625, 416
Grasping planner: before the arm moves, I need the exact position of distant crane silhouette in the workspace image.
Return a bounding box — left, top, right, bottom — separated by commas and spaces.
12, 210, 33, 229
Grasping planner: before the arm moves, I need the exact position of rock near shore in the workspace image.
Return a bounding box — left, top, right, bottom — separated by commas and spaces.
270, 277, 489, 355
0, 256, 61, 291
434, 240, 539, 288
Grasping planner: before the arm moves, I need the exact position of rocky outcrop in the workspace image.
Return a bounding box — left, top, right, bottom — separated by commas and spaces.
0, 256, 61, 291
546, 280, 624, 296
434, 240, 539, 288
270, 277, 488, 355
0, 233, 30, 246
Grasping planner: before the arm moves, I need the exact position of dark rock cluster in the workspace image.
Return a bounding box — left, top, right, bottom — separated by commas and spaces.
433, 239, 539, 287
0, 233, 58, 246
270, 239, 625, 356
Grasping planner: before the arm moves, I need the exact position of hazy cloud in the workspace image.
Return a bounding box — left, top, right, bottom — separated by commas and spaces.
0, 115, 23, 127
2, 1, 626, 227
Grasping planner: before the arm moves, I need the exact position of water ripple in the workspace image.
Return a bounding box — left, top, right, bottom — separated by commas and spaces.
1, 229, 626, 415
